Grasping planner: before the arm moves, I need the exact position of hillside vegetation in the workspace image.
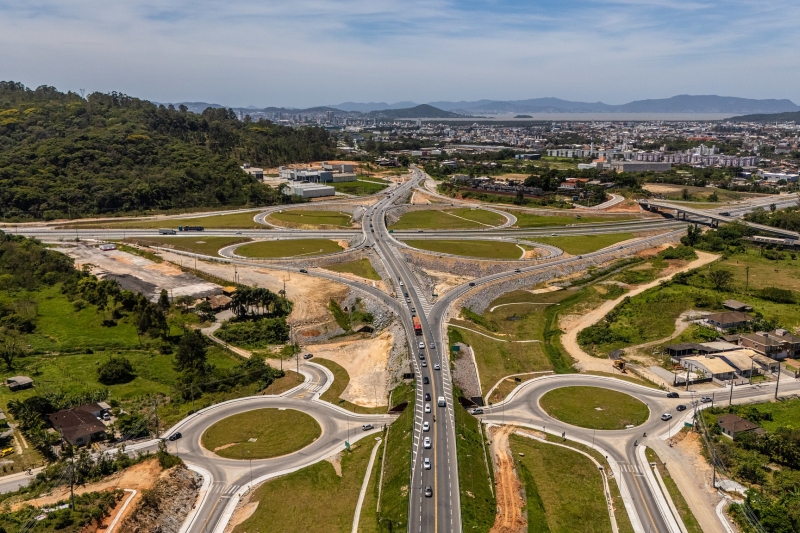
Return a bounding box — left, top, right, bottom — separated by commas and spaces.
0, 81, 337, 220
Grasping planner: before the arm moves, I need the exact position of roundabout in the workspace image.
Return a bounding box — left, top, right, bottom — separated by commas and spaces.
538, 385, 650, 430
201, 407, 322, 459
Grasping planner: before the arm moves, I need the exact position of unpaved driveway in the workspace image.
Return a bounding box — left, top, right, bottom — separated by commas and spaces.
561, 251, 719, 372
488, 425, 527, 533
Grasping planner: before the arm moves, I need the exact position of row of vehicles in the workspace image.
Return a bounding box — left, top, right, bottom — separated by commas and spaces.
158, 226, 205, 235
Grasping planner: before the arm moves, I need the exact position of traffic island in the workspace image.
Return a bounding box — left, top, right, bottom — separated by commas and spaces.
539, 386, 649, 429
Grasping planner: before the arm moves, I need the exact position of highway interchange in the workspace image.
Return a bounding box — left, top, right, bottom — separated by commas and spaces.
2, 168, 799, 533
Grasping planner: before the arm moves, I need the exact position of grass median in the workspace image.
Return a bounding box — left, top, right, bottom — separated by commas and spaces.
325, 258, 382, 280
390, 208, 507, 230
511, 212, 637, 228
532, 232, 635, 255
201, 408, 321, 459
124, 236, 251, 256
233, 436, 379, 533
332, 180, 389, 195
268, 209, 352, 228
510, 434, 613, 533
376, 382, 414, 531
235, 238, 343, 258
58, 210, 265, 229
539, 386, 649, 429
402, 239, 523, 259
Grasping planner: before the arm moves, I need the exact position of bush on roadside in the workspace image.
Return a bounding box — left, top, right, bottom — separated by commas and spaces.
97, 356, 136, 385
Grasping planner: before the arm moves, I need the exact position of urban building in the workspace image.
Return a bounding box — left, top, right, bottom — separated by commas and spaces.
282, 182, 335, 198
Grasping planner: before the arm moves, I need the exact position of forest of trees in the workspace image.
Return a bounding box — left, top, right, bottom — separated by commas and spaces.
0, 81, 338, 219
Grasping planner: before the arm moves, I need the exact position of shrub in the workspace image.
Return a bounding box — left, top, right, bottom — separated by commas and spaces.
216, 317, 290, 348
658, 245, 698, 261
759, 287, 795, 304
97, 356, 136, 385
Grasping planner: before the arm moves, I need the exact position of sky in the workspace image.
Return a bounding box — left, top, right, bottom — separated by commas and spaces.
1, 0, 799, 108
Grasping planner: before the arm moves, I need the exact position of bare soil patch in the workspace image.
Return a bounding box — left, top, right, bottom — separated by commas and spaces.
489, 426, 527, 533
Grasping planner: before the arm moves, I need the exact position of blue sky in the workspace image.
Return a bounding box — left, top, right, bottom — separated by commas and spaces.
1, 0, 799, 107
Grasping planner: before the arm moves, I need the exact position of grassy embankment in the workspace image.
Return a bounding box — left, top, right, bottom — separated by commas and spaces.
58, 210, 265, 229
390, 208, 506, 230
511, 434, 613, 533
201, 408, 321, 459
268, 209, 352, 228
235, 239, 343, 258
511, 212, 637, 228
332, 179, 390, 195
314, 358, 386, 414
454, 386, 496, 532
402, 239, 523, 259
232, 435, 380, 533
539, 386, 650, 429
645, 447, 704, 533
124, 236, 251, 256
531, 232, 636, 255
325, 258, 382, 280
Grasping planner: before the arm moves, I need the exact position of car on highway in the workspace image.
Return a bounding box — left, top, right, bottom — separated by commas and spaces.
425, 404, 431, 413
168, 432, 182, 441
470, 408, 484, 415
423, 421, 430, 431
423, 437, 432, 448
399, 281, 404, 286
424, 486, 433, 497
429, 341, 436, 349
661, 414, 673, 421
666, 392, 679, 398
423, 457, 431, 469
434, 364, 440, 370
701, 396, 712, 403
419, 352, 425, 359
418, 230, 424, 233
421, 360, 427, 367
362, 424, 374, 431
419, 342, 425, 349
514, 268, 521, 273
411, 307, 416, 313
551, 233, 557, 236
469, 282, 475, 286
425, 393, 431, 401
303, 353, 313, 359
235, 231, 242, 235
299, 269, 307, 273
406, 298, 411, 303
676, 404, 687, 411
423, 376, 429, 384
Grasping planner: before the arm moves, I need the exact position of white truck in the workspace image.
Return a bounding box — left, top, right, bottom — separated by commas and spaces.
437, 396, 446, 407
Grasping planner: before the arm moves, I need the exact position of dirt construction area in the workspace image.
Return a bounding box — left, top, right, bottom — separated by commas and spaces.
311, 330, 394, 407
60, 244, 221, 301
488, 425, 527, 533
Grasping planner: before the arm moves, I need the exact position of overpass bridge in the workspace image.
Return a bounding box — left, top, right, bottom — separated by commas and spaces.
639, 198, 800, 239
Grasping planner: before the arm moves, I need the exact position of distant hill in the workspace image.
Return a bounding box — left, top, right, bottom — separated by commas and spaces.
330, 101, 418, 113
728, 110, 800, 122
363, 104, 462, 119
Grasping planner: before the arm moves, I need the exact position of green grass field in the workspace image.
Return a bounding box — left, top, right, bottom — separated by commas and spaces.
235, 239, 343, 258
314, 358, 385, 414
402, 239, 523, 259
376, 382, 414, 530
510, 434, 613, 533
455, 398, 496, 532
532, 233, 635, 255
124, 236, 251, 256
233, 436, 377, 533
268, 209, 352, 228
539, 386, 650, 429
390, 208, 507, 230
511, 212, 636, 228
324, 258, 382, 280
58, 210, 265, 229
331, 180, 389, 195
201, 408, 321, 459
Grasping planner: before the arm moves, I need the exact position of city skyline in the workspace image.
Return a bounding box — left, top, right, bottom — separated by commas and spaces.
1, 0, 799, 108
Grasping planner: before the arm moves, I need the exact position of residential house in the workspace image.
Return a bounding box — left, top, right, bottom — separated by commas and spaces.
717, 414, 766, 439
703, 312, 753, 331
48, 406, 108, 446
739, 329, 800, 360
723, 300, 753, 312
681, 355, 737, 381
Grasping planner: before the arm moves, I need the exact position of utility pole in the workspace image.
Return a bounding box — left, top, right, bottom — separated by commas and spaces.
745, 266, 750, 293
775, 362, 781, 400
749, 360, 754, 386
729, 379, 734, 407
154, 397, 160, 439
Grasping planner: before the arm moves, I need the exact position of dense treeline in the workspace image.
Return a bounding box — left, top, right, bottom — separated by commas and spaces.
0, 81, 337, 219
745, 206, 800, 232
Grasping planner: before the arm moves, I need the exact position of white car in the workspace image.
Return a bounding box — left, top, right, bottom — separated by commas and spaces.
423, 457, 431, 470
423, 421, 430, 432
423, 437, 432, 449
419, 342, 425, 349
421, 360, 427, 367
425, 404, 431, 413
433, 364, 440, 370
661, 413, 673, 421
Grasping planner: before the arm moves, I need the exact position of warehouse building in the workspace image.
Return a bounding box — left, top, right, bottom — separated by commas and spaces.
282, 182, 335, 198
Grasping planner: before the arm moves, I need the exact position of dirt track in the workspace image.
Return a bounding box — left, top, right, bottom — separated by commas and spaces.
488, 426, 527, 533
560, 250, 719, 372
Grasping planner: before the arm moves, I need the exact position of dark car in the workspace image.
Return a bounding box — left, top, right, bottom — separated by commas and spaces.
676, 404, 687, 411
424, 486, 433, 497
423, 377, 429, 384
425, 393, 431, 401
299, 269, 307, 273
469, 282, 475, 287
419, 352, 425, 359
168, 432, 182, 441
303, 353, 313, 360
667, 392, 679, 398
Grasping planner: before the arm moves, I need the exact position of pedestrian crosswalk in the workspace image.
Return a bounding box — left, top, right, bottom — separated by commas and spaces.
618, 463, 643, 475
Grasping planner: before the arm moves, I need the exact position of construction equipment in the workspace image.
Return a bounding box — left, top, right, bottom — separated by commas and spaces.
0, 447, 15, 457
613, 359, 627, 373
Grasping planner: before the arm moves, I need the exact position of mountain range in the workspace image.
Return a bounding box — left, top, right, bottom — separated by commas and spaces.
163, 95, 800, 118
